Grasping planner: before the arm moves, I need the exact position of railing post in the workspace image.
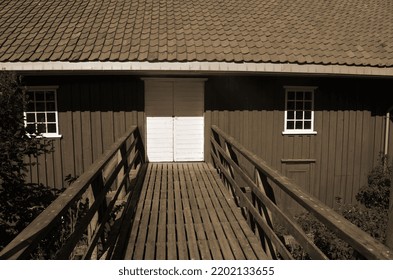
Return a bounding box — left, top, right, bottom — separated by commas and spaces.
134, 128, 145, 166
254, 168, 277, 259
224, 141, 248, 208
82, 168, 109, 260
224, 141, 237, 178
210, 129, 222, 172
88, 186, 98, 259
118, 142, 128, 199
87, 174, 105, 260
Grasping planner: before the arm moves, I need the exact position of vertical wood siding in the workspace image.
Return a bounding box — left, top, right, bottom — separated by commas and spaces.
24, 74, 393, 207
205, 76, 393, 206
24, 75, 144, 189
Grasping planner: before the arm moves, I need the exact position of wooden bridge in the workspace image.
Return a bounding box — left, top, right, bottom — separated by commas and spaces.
126, 162, 266, 260
1, 126, 392, 260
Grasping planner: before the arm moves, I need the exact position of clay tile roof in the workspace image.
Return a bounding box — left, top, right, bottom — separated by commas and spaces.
0, 0, 393, 67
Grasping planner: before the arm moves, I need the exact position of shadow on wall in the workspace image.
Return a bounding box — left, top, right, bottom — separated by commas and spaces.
24, 75, 145, 113
205, 75, 393, 116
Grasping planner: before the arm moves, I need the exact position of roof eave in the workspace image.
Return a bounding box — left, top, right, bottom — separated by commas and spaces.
1, 61, 393, 77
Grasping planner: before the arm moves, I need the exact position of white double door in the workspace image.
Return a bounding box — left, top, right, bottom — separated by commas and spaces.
145, 79, 205, 162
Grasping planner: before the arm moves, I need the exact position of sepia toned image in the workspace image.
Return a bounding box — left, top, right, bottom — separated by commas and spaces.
0, 0, 392, 262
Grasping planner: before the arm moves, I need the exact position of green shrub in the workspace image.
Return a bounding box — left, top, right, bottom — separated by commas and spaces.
338, 203, 388, 243
291, 154, 391, 259
356, 154, 391, 209
0, 72, 52, 188
296, 212, 355, 260
0, 183, 62, 251
0, 71, 56, 254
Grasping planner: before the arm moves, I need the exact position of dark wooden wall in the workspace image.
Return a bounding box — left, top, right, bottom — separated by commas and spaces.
24, 74, 393, 207
24, 75, 144, 189
205, 75, 393, 206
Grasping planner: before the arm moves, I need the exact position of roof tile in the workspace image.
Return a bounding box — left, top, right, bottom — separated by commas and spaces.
0, 0, 392, 67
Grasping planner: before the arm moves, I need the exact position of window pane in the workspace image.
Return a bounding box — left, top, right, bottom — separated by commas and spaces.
285, 88, 315, 132
296, 91, 303, 100
26, 124, 36, 134
47, 113, 56, 122
36, 102, 45, 111
295, 101, 303, 110
26, 113, 35, 122
46, 102, 55, 111
304, 101, 312, 110
37, 124, 46, 133
46, 91, 55, 101
37, 113, 46, 123
24, 89, 58, 136
287, 91, 295, 100
304, 91, 312, 100
47, 124, 57, 133
35, 91, 45, 101
287, 101, 295, 110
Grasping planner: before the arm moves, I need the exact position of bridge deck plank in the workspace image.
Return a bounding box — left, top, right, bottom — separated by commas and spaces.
124, 163, 267, 260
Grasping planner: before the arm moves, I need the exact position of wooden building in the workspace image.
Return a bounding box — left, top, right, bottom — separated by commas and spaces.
1, 0, 393, 207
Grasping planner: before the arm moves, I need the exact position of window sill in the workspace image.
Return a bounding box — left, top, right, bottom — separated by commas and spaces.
42, 134, 63, 139
27, 133, 63, 139
282, 131, 317, 135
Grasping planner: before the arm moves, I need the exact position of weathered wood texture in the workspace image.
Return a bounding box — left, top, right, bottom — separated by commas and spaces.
125, 162, 267, 260
211, 125, 393, 260
24, 75, 145, 189
23, 74, 393, 207
205, 76, 393, 207
0, 126, 146, 260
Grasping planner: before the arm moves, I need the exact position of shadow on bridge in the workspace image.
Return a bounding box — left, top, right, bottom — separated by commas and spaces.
1, 126, 392, 260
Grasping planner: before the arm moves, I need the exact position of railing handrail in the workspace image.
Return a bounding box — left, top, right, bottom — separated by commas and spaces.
0, 125, 145, 259
211, 125, 393, 260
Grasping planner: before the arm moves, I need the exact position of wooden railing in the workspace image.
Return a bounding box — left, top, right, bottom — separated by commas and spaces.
0, 126, 146, 260
210, 125, 393, 260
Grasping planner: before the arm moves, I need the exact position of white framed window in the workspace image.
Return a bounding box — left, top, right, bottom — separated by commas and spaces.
24, 86, 61, 138
283, 86, 317, 135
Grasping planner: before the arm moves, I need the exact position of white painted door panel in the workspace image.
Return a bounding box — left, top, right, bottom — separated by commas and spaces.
144, 79, 205, 162
146, 117, 174, 162
174, 117, 204, 161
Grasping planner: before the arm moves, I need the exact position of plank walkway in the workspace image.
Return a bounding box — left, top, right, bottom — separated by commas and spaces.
124, 162, 267, 260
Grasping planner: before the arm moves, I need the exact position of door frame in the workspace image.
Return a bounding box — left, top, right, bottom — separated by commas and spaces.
142, 77, 207, 162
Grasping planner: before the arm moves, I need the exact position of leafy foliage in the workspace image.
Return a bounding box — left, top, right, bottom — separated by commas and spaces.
0, 184, 62, 251
31, 193, 90, 260
296, 212, 355, 259
0, 71, 52, 188
295, 203, 388, 260
0, 71, 57, 252
289, 154, 391, 259
356, 154, 391, 209
338, 203, 388, 242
